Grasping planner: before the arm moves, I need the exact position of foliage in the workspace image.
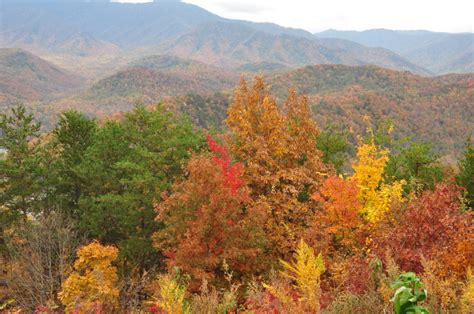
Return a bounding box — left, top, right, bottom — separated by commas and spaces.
390, 272, 429, 314
263, 239, 325, 312
3, 212, 80, 311
280, 239, 326, 311
74, 105, 204, 271
457, 138, 474, 208
460, 268, 474, 313
316, 124, 350, 174
150, 273, 190, 314
0, 105, 42, 224
59, 241, 119, 312
226, 77, 331, 258
385, 140, 443, 194
351, 133, 405, 223
154, 136, 265, 288
51, 110, 97, 216
375, 183, 474, 277
310, 176, 364, 257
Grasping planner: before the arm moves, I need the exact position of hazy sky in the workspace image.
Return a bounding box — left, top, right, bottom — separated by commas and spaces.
114, 0, 473, 33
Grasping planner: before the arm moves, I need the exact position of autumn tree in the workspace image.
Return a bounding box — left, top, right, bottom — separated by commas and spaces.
154, 136, 266, 289
373, 183, 473, 278
310, 176, 364, 259
59, 241, 119, 312
351, 133, 405, 223
226, 77, 331, 258
260, 239, 326, 313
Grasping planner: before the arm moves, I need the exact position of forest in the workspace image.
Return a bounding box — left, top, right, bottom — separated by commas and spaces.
0, 77, 473, 313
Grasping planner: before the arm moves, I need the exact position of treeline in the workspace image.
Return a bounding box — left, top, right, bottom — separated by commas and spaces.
0, 77, 473, 313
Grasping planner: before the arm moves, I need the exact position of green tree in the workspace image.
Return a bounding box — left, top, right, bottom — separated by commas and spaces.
457, 138, 474, 209
0, 105, 43, 252
385, 141, 443, 194
51, 111, 97, 218
76, 105, 204, 271
316, 124, 349, 174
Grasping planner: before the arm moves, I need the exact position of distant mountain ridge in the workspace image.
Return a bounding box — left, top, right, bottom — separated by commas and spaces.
0, 48, 84, 104
1, 0, 430, 76
315, 29, 474, 74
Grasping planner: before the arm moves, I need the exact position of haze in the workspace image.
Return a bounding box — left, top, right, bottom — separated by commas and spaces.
113, 0, 473, 33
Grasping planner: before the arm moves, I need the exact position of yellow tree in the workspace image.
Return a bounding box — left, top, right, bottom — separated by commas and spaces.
351, 133, 404, 223
226, 77, 331, 258
263, 239, 325, 312
59, 241, 119, 312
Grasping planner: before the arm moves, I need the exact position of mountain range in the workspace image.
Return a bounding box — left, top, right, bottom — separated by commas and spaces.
0, 0, 473, 155
315, 29, 474, 74
4, 0, 470, 78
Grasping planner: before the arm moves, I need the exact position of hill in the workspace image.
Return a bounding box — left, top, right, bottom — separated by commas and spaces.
315, 29, 474, 74
156, 22, 429, 74
269, 65, 474, 154
84, 55, 238, 99
0, 48, 84, 105
1, 0, 429, 77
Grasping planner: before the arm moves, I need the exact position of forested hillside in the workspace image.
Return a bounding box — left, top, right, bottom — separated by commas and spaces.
1, 78, 473, 312
0, 48, 84, 104
316, 29, 474, 74
0, 1, 473, 312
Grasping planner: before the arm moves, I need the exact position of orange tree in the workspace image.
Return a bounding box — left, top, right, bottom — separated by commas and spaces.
226, 77, 332, 259
154, 136, 266, 289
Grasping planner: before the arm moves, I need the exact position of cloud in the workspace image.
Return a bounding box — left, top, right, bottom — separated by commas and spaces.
209, 1, 272, 14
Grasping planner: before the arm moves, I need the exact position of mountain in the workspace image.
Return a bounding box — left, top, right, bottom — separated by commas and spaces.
47, 64, 473, 156
315, 29, 474, 74
46, 55, 239, 118
156, 21, 429, 74
0, 48, 84, 104
1, 0, 429, 77
269, 64, 474, 154
85, 55, 238, 99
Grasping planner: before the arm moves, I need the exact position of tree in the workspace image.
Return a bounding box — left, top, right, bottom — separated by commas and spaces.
351, 134, 405, 223
262, 239, 325, 312
385, 141, 443, 194
457, 138, 474, 209
226, 77, 331, 258
75, 105, 204, 271
316, 124, 350, 174
51, 111, 97, 218
154, 136, 266, 288
0, 105, 44, 253
374, 183, 473, 278
59, 241, 119, 312
310, 176, 364, 257
4, 212, 80, 311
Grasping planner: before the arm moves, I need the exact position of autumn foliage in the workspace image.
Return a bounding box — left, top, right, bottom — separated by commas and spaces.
59, 241, 119, 312
226, 77, 331, 258
374, 183, 474, 279
154, 135, 265, 289
1, 77, 473, 313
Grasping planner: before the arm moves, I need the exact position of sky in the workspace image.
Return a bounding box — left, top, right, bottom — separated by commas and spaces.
113, 0, 473, 33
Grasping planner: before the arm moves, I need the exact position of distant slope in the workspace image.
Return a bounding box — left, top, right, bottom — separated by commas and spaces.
49, 64, 473, 156
0, 48, 84, 104
2, 0, 431, 77
315, 29, 474, 74
53, 55, 239, 115
157, 22, 430, 74
269, 64, 474, 153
